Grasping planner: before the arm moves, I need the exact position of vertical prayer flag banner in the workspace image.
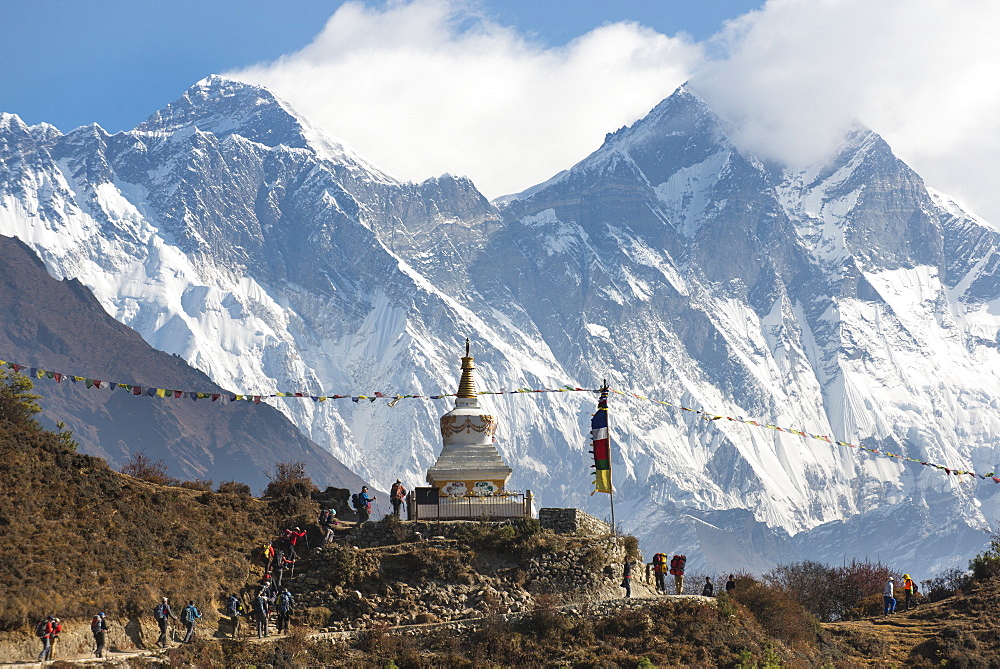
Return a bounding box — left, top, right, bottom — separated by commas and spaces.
591, 387, 612, 494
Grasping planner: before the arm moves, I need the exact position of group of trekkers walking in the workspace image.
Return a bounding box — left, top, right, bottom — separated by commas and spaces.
629, 553, 736, 598
27, 478, 407, 660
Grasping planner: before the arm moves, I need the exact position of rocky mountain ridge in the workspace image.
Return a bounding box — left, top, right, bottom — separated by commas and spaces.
1, 76, 998, 574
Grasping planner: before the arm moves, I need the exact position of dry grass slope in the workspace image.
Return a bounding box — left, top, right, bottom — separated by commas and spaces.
0, 369, 296, 632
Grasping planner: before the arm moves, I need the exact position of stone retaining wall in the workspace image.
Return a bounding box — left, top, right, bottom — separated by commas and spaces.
538, 508, 611, 536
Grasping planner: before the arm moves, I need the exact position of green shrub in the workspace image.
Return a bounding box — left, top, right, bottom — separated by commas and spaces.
0, 369, 41, 426
969, 533, 1000, 582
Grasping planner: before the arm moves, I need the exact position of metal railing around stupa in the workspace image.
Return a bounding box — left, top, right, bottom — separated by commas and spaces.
408, 488, 533, 520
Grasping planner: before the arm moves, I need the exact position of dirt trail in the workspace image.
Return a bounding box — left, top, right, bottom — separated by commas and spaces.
822, 600, 945, 666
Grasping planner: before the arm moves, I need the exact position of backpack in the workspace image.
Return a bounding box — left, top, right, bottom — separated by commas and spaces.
669, 555, 686, 575
352, 493, 363, 509
153, 604, 167, 620
91, 616, 101, 631
226, 597, 239, 616
180, 607, 190, 624
35, 620, 48, 638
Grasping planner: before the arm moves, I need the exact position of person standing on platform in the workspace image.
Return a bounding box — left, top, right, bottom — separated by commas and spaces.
390, 480, 407, 517
726, 574, 736, 595
702, 576, 714, 597
354, 486, 375, 523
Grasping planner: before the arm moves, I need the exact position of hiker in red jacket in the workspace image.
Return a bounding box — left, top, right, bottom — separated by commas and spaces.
35, 615, 56, 661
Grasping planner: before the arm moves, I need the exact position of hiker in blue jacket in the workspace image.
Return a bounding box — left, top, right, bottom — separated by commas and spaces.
181, 601, 202, 643
354, 486, 376, 523
276, 588, 295, 633
253, 590, 271, 638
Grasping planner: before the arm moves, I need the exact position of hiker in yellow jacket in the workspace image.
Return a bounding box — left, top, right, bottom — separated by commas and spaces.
902, 574, 917, 610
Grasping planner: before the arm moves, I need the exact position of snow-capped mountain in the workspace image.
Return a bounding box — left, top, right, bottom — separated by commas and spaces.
2, 75, 998, 574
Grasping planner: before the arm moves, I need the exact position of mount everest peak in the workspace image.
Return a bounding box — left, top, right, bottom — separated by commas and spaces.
2, 78, 1000, 575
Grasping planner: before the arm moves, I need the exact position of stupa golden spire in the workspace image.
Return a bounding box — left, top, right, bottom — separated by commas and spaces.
456, 337, 477, 399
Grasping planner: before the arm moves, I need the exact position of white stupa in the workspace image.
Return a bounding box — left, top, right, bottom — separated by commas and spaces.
426, 339, 512, 496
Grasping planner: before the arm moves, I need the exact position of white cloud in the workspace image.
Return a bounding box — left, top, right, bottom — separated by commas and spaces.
691, 0, 1000, 221
229, 0, 1000, 222
226, 0, 701, 199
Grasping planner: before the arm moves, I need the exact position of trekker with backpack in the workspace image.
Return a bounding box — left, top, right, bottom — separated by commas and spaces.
649, 553, 667, 594
353, 486, 375, 523
49, 618, 62, 659
91, 612, 109, 658
35, 615, 55, 661
181, 601, 202, 643
153, 597, 177, 647
902, 574, 918, 610
390, 479, 407, 517
276, 588, 295, 633
669, 555, 686, 594
261, 541, 275, 568
253, 590, 271, 638
226, 594, 244, 639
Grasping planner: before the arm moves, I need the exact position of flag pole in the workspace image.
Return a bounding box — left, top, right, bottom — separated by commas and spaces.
604, 378, 616, 536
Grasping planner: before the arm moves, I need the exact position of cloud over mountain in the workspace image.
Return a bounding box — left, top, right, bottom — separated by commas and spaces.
228, 0, 1000, 222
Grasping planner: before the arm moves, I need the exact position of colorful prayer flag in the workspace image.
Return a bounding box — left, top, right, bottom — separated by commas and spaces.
590, 386, 612, 494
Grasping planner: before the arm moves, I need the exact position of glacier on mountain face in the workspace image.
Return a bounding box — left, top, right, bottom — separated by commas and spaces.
2, 77, 1000, 576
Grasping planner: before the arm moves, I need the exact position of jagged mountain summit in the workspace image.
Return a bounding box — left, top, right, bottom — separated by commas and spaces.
1, 76, 998, 574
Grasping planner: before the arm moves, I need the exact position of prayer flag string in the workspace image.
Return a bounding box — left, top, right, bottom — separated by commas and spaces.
3, 354, 989, 483
606, 387, 999, 483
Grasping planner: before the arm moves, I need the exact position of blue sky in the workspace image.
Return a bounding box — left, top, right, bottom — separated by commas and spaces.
0, 0, 759, 133
2, 1, 998, 222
